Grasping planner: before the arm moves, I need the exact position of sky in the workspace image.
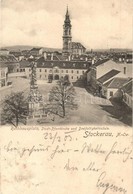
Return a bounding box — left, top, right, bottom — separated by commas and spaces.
0, 0, 132, 49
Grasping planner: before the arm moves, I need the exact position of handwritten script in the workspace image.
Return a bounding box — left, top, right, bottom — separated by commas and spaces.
1, 126, 132, 194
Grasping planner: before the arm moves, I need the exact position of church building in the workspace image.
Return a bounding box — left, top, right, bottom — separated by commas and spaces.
62, 7, 86, 57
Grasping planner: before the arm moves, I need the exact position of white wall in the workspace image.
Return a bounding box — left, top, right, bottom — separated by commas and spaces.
107, 88, 118, 99
25, 67, 85, 82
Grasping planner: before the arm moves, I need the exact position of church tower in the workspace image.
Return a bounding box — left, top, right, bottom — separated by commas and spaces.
62, 7, 72, 56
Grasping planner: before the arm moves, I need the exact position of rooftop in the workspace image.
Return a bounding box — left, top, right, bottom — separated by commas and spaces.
0, 54, 18, 62
104, 77, 130, 89
93, 58, 110, 67
71, 42, 86, 49
97, 69, 120, 84
37, 57, 91, 69
0, 48, 9, 51
0, 62, 8, 68
30, 47, 43, 51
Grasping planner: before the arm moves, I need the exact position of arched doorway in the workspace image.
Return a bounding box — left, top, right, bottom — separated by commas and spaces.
54, 74, 59, 80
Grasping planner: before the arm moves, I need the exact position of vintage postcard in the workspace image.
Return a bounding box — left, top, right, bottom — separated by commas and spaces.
0, 0, 132, 194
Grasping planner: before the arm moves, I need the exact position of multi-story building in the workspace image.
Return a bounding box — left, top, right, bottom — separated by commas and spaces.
22, 57, 91, 83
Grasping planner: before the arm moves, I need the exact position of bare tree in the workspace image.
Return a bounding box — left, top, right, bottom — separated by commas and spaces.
1, 92, 28, 127
49, 76, 78, 118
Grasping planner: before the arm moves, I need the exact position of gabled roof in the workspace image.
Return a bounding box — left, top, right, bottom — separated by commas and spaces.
0, 62, 8, 68
104, 77, 130, 89
20, 60, 31, 68
97, 69, 120, 84
93, 58, 110, 67
0, 54, 18, 62
30, 47, 42, 51
121, 79, 133, 96
71, 42, 86, 49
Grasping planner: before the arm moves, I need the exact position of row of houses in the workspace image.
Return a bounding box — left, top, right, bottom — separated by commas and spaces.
0, 47, 132, 109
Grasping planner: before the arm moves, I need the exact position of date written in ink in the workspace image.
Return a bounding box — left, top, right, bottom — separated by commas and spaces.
43, 132, 78, 144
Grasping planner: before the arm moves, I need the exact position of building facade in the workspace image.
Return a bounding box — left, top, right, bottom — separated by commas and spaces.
22, 58, 90, 83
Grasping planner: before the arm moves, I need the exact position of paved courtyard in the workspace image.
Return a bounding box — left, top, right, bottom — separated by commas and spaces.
0, 77, 129, 126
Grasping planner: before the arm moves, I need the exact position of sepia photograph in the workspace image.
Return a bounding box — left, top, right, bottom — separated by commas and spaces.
0, 0, 132, 127
0, 1, 133, 194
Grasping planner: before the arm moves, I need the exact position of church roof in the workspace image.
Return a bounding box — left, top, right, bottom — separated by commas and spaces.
71, 42, 86, 49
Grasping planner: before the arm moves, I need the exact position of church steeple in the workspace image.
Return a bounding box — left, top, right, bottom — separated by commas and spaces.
64, 6, 71, 27
62, 6, 72, 56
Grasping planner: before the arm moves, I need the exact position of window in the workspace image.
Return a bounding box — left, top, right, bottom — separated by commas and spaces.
110, 91, 113, 96
40, 75, 42, 79
71, 70, 73, 73
55, 69, 59, 73
82, 71, 84, 74
124, 67, 126, 74
71, 76, 73, 79
84, 64, 86, 67
45, 69, 47, 72
62, 70, 64, 73
66, 70, 68, 73
77, 76, 79, 79
40, 69, 41, 72
77, 70, 79, 74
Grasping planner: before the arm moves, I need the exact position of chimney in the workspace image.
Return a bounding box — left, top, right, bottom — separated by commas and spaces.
92, 59, 95, 65
44, 52, 47, 60
51, 53, 54, 60
71, 55, 74, 60
68, 55, 71, 61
